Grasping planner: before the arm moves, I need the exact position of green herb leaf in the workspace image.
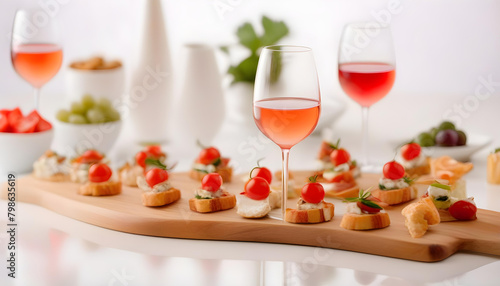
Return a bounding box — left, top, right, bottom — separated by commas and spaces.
145, 158, 167, 170
308, 175, 318, 183
430, 182, 451, 190
260, 16, 289, 46
436, 196, 449, 202
220, 46, 229, 54
343, 197, 359, 202
195, 195, 211, 200
236, 23, 261, 53
360, 200, 383, 210
351, 160, 357, 167
495, 148, 500, 153
212, 157, 222, 167
378, 183, 387, 190
194, 169, 209, 174
228, 54, 259, 85
403, 176, 416, 185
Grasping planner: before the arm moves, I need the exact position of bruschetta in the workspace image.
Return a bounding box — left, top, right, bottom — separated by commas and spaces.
372, 161, 417, 205
137, 167, 180, 207
33, 150, 69, 181
189, 173, 236, 213
70, 150, 106, 183
119, 145, 167, 187
78, 163, 121, 196
189, 143, 232, 183
340, 189, 390, 230
396, 142, 430, 177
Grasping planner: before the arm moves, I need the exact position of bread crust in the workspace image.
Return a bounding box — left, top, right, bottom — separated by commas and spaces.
142, 188, 181, 207
189, 166, 233, 183
340, 212, 390, 230
34, 173, 69, 182
189, 192, 236, 213
406, 157, 431, 177
78, 181, 122, 196
372, 186, 417, 205
285, 202, 334, 224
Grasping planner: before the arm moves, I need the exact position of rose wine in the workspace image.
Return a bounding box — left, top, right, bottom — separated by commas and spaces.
254, 97, 320, 149
12, 43, 63, 88
338, 62, 395, 107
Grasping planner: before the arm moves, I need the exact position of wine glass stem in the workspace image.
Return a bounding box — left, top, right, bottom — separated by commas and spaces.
281, 148, 290, 222
362, 106, 370, 166
33, 87, 40, 110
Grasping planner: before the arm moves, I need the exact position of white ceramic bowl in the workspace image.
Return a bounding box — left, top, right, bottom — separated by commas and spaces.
422, 133, 492, 162
52, 120, 122, 157
0, 129, 54, 174
65, 66, 125, 103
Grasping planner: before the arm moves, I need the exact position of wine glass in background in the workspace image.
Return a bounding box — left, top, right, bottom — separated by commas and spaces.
11, 9, 63, 110
338, 23, 396, 171
254, 45, 321, 221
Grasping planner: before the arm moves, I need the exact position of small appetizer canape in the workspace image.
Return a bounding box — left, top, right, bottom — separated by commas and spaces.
316, 140, 360, 179
401, 197, 440, 238
78, 163, 121, 196
237, 175, 272, 218
33, 150, 69, 181
487, 148, 500, 184
247, 164, 281, 209
285, 176, 334, 224
136, 166, 180, 207
119, 145, 167, 187
396, 142, 430, 177
340, 189, 390, 230
319, 144, 360, 199
423, 180, 477, 221
372, 161, 417, 205
271, 170, 301, 199
430, 156, 473, 184
189, 173, 236, 213
189, 143, 232, 182
70, 150, 105, 183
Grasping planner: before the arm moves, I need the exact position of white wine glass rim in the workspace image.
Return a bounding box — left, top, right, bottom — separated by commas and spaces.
263, 45, 312, 53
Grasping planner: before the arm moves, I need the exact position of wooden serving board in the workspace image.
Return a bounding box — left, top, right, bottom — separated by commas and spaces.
2, 171, 500, 262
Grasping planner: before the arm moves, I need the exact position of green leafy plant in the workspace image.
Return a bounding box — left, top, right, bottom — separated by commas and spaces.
221, 16, 289, 85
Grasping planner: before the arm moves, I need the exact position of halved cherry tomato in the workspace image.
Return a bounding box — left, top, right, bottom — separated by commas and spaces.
198, 147, 221, 165
243, 177, 270, 200
7, 108, 23, 127
401, 143, 421, 161
0, 113, 8, 132
88, 163, 112, 183
448, 200, 477, 220
135, 151, 148, 168
78, 150, 104, 164
145, 145, 163, 158
330, 148, 350, 166
251, 167, 273, 184
145, 168, 169, 188
383, 161, 405, 180
356, 201, 380, 214
301, 182, 325, 204
201, 173, 223, 192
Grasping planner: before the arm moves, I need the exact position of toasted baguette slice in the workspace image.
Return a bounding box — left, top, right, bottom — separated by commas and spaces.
78, 181, 122, 196
340, 212, 390, 230
142, 188, 181, 207
285, 202, 334, 224
372, 186, 417, 205
406, 157, 431, 177
34, 173, 69, 182
189, 192, 236, 213
323, 184, 360, 199
189, 166, 233, 183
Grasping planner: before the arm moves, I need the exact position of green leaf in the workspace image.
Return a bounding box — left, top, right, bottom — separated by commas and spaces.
145, 158, 166, 170
260, 16, 289, 46
403, 176, 416, 185
495, 148, 500, 153
194, 169, 209, 174
236, 23, 261, 53
430, 182, 451, 191
212, 157, 222, 167
360, 200, 383, 210
343, 197, 359, 202
228, 54, 259, 85
351, 160, 357, 167
220, 46, 229, 54
435, 196, 449, 202
378, 183, 387, 190
195, 195, 211, 200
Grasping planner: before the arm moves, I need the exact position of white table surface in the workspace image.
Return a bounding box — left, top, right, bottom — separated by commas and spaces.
1, 91, 500, 286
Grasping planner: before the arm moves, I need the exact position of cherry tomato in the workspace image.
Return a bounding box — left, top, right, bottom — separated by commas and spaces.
88, 163, 112, 183
79, 150, 104, 164
198, 147, 221, 165
383, 161, 405, 180
330, 148, 350, 166
145, 145, 163, 158
401, 143, 421, 161
145, 168, 169, 188
251, 167, 273, 184
244, 177, 270, 200
135, 151, 148, 168
201, 173, 223, 192
301, 182, 325, 204
356, 201, 380, 214
448, 200, 477, 220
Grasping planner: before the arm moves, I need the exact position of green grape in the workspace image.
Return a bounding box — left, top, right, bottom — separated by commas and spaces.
438, 121, 456, 131
86, 108, 106, 124
56, 109, 71, 122
96, 98, 112, 111
68, 114, 88, 124
81, 94, 95, 110
104, 109, 120, 122
416, 132, 435, 147
70, 102, 86, 115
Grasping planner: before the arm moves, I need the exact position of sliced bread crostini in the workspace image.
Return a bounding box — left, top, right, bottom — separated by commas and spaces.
189, 142, 233, 183
137, 166, 180, 207
78, 163, 121, 196
189, 173, 236, 213
396, 143, 431, 177
33, 150, 70, 182
119, 145, 168, 187
372, 161, 417, 205
285, 176, 334, 224
340, 189, 390, 230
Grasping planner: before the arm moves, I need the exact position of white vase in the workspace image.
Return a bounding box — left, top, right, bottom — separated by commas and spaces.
176, 44, 225, 144
127, 0, 173, 144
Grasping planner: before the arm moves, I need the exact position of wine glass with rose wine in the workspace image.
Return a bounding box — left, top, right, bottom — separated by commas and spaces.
338, 23, 395, 171
11, 9, 63, 110
254, 45, 321, 221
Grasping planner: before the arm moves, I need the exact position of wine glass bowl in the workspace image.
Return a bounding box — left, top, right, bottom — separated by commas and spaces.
253, 45, 321, 220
